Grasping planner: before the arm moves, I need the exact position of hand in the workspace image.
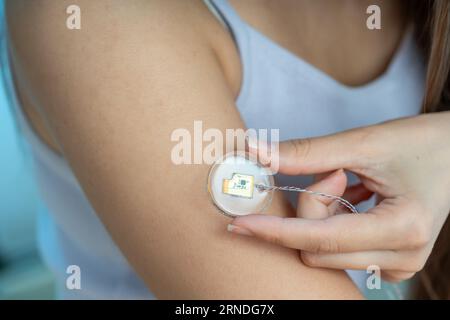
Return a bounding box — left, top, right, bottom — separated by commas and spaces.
228, 113, 450, 281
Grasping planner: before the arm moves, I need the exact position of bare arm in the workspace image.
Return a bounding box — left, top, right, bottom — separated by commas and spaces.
7, 0, 361, 299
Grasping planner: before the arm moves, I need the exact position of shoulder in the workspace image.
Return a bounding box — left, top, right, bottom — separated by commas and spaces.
6, 0, 214, 33
5, 0, 215, 57
6, 0, 241, 97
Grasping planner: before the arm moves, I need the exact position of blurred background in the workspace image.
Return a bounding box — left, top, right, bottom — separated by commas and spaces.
0, 77, 55, 299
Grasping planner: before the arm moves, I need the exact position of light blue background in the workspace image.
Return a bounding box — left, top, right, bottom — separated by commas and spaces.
0, 60, 55, 299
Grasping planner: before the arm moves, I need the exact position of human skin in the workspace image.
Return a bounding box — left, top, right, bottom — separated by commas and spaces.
6, 0, 410, 298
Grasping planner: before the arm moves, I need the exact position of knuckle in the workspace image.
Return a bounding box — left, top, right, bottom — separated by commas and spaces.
308, 221, 340, 253
395, 202, 432, 250
266, 219, 285, 246
355, 126, 383, 159
405, 251, 427, 273
317, 237, 340, 254
265, 233, 282, 246
301, 252, 319, 267
288, 138, 311, 160
265, 232, 283, 246
405, 218, 432, 249
412, 259, 426, 273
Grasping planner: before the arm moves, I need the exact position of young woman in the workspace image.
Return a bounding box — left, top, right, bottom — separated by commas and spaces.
2, 0, 449, 299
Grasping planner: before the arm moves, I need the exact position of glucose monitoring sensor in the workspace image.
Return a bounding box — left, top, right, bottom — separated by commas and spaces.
207, 151, 359, 218
207, 152, 275, 217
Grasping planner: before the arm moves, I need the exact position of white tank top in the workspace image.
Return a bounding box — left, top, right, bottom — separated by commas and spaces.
0, 0, 425, 299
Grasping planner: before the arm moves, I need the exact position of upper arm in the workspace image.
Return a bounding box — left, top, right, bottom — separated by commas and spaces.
7, 0, 362, 299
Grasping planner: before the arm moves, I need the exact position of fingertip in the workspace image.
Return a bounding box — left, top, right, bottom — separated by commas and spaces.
308, 169, 347, 197
326, 169, 347, 184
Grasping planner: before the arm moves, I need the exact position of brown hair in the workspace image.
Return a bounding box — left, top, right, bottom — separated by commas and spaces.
411, 0, 450, 299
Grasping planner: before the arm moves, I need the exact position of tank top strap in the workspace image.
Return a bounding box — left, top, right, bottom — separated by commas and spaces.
203, 0, 253, 105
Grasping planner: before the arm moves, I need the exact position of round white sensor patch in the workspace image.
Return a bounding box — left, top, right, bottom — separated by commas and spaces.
207, 151, 274, 217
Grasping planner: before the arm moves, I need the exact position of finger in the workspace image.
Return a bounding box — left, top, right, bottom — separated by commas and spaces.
343, 183, 374, 205
300, 250, 423, 273
248, 128, 372, 175
229, 212, 405, 253
298, 169, 347, 219
310, 174, 373, 210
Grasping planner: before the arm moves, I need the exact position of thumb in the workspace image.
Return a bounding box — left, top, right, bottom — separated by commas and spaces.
248, 128, 369, 175
298, 169, 347, 219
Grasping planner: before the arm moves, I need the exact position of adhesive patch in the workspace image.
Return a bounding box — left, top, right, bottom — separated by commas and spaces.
207, 151, 274, 217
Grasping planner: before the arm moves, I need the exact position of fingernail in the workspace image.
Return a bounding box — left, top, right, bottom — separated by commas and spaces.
227, 224, 254, 236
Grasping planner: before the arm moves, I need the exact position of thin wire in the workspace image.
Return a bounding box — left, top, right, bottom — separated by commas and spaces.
255, 184, 359, 214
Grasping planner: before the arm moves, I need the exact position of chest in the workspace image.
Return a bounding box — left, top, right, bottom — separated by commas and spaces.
228, 0, 409, 87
